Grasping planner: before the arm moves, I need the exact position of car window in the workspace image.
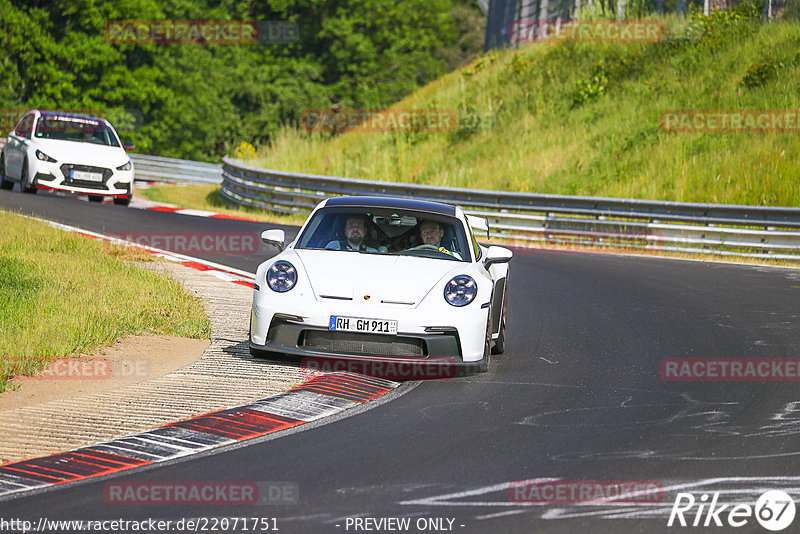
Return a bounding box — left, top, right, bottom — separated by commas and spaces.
34, 115, 120, 147
14, 114, 33, 138
295, 206, 470, 261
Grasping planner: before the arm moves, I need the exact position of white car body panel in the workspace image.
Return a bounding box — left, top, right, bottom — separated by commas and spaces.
299, 250, 467, 304
1, 110, 133, 199
249, 197, 513, 374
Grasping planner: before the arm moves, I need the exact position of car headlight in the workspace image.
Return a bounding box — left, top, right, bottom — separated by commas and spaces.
116, 160, 132, 171
35, 149, 56, 163
267, 261, 297, 292
444, 275, 477, 307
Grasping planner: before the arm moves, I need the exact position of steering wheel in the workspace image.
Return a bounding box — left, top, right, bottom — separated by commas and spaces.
408, 244, 440, 251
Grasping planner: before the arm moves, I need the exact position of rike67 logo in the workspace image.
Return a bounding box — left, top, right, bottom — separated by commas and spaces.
668, 490, 795, 531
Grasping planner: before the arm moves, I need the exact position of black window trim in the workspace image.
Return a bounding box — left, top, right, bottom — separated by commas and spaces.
14, 113, 35, 138
297, 205, 472, 262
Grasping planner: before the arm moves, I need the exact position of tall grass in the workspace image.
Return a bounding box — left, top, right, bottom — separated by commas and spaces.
251, 9, 800, 207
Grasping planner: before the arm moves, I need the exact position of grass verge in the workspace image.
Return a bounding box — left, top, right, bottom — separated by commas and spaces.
0, 210, 211, 393
137, 184, 307, 226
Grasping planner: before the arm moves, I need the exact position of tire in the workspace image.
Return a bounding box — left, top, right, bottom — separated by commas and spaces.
478, 308, 492, 373
20, 160, 37, 194
88, 195, 104, 202
113, 196, 131, 206
248, 326, 272, 359
491, 283, 508, 355
0, 155, 12, 190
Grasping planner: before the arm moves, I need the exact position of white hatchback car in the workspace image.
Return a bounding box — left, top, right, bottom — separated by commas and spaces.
250, 196, 513, 376
0, 110, 134, 205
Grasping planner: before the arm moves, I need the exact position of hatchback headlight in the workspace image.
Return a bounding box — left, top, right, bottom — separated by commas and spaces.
116, 160, 132, 171
267, 261, 297, 292
444, 275, 477, 307
35, 149, 56, 163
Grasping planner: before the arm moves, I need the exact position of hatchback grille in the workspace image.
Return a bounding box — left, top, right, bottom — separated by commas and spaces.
301, 331, 425, 357
60, 163, 113, 189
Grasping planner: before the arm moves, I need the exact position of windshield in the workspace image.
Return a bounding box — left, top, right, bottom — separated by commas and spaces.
296, 206, 471, 262
34, 115, 120, 147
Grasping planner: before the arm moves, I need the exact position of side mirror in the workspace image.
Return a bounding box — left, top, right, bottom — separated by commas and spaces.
483, 245, 513, 269
123, 142, 135, 151
261, 229, 285, 252
466, 214, 489, 238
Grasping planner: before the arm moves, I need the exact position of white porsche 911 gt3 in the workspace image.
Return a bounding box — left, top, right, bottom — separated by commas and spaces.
249, 196, 512, 376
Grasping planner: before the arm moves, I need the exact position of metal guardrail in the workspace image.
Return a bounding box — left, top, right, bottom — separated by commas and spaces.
219, 157, 800, 260
131, 154, 221, 185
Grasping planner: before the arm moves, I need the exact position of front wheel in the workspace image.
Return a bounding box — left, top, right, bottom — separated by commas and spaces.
88, 195, 104, 202
113, 196, 131, 206
0, 155, 12, 190
20, 160, 37, 194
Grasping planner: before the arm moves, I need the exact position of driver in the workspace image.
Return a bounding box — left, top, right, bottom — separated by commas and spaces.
81, 128, 98, 142
417, 220, 461, 259
326, 215, 384, 252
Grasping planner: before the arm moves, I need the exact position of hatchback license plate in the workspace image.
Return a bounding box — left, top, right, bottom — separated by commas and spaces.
71, 170, 103, 182
329, 316, 398, 335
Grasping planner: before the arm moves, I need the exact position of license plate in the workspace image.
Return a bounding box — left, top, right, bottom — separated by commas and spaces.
329, 316, 398, 335
71, 170, 103, 182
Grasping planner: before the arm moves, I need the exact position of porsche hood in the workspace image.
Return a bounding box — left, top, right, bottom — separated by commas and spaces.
292, 249, 465, 305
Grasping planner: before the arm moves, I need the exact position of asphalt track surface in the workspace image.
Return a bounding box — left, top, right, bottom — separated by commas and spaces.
2, 188, 800, 533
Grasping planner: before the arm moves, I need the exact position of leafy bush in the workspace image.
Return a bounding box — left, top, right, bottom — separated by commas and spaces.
572, 66, 609, 107
233, 142, 257, 160
741, 57, 786, 87
0, 0, 484, 162
685, 0, 764, 47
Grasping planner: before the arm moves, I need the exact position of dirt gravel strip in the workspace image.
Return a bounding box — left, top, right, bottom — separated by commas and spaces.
0, 218, 402, 499
0, 260, 308, 464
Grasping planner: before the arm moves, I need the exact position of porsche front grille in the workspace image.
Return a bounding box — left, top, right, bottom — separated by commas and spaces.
301, 331, 425, 357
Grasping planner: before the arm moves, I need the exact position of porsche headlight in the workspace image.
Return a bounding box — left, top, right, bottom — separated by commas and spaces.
444, 275, 476, 307
267, 261, 297, 293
